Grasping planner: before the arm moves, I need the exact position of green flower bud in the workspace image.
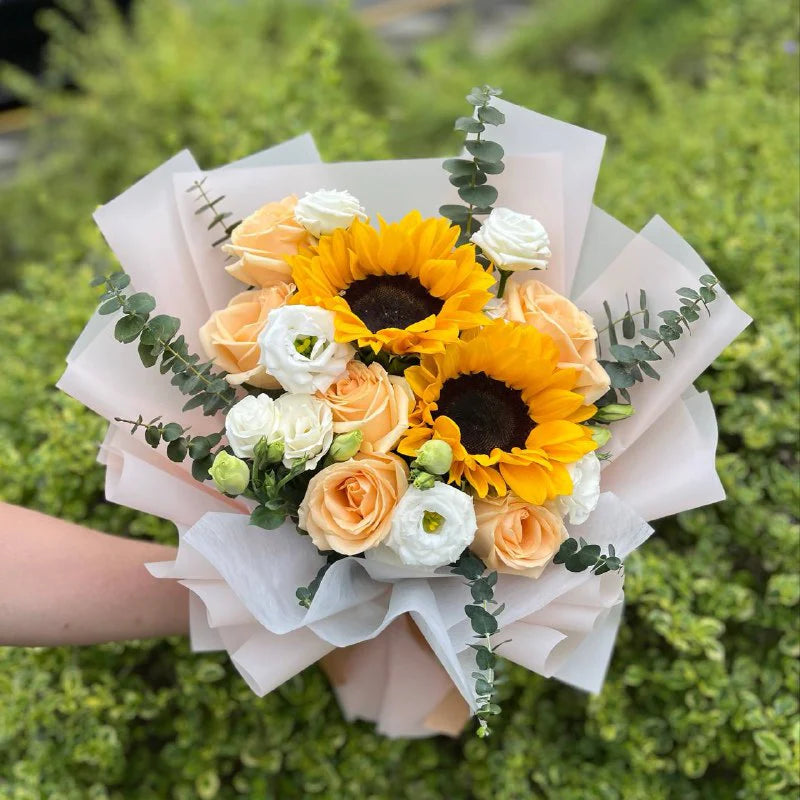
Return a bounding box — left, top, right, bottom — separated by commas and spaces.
593, 403, 635, 423
413, 471, 437, 490
328, 430, 363, 462
414, 439, 453, 475
254, 436, 284, 465
209, 451, 250, 496
588, 425, 612, 447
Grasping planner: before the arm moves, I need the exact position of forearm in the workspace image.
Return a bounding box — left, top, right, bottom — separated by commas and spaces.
0, 502, 189, 646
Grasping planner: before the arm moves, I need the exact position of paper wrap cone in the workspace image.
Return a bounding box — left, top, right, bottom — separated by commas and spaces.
57, 103, 750, 737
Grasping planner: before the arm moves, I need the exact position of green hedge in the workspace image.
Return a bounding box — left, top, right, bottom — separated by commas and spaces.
0, 1, 797, 797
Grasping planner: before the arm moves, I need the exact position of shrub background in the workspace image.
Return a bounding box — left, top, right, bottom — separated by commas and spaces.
0, 1, 797, 797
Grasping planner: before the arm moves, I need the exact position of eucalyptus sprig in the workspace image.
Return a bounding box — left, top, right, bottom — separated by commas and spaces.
451, 552, 506, 738
440, 85, 505, 247
94, 272, 237, 417
187, 177, 241, 247
553, 538, 624, 576
296, 553, 348, 609
597, 274, 721, 405
115, 415, 223, 482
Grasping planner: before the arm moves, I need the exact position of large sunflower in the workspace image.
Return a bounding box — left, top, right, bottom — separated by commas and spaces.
398, 320, 597, 505
289, 211, 494, 355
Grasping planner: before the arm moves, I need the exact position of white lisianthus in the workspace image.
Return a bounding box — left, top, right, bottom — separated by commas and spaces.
471, 207, 551, 272
386, 484, 477, 567
225, 393, 282, 459
294, 189, 368, 237
553, 452, 602, 525
274, 393, 333, 470
258, 305, 354, 394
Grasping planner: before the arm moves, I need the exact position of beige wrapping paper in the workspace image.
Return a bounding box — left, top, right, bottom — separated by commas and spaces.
56, 102, 750, 738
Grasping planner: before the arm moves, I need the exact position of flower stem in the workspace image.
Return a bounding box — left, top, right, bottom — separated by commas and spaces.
496, 269, 511, 299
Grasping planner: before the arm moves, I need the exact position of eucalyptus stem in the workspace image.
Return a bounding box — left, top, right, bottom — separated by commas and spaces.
597, 308, 646, 335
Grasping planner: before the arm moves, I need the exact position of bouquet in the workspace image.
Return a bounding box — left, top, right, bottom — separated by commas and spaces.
59, 87, 750, 738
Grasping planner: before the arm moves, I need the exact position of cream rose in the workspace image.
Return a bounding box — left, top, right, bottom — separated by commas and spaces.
223, 195, 313, 288
258, 305, 354, 395
504, 279, 610, 403
319, 361, 413, 453
274, 393, 333, 471
199, 283, 293, 389
298, 452, 408, 555
294, 189, 367, 237
472, 494, 567, 578
471, 207, 551, 271
225, 393, 282, 459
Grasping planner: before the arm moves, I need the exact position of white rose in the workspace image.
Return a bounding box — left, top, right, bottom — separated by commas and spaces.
225, 394, 282, 459
471, 207, 551, 272
294, 189, 368, 237
386, 484, 477, 567
258, 305, 354, 394
553, 452, 601, 525
274, 393, 333, 470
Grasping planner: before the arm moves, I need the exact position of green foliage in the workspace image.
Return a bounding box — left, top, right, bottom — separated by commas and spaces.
0, 0, 798, 797
554, 538, 623, 576
440, 85, 505, 246
598, 275, 721, 404
452, 553, 503, 737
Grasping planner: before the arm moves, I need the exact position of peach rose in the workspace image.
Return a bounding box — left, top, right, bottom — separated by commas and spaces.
319, 361, 413, 453
223, 196, 313, 288
298, 452, 408, 555
471, 493, 567, 578
504, 279, 610, 403
199, 283, 292, 389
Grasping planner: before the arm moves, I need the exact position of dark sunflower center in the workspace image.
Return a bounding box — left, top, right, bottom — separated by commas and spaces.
341, 274, 443, 332
434, 373, 534, 455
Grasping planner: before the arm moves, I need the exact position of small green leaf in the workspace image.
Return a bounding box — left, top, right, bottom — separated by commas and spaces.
477, 105, 505, 125
681, 305, 700, 322
640, 328, 661, 340
470, 579, 494, 603
640, 361, 661, 380
677, 287, 701, 301
188, 437, 212, 460
442, 158, 477, 176
603, 301, 618, 346
192, 454, 213, 482
465, 605, 498, 636
166, 438, 189, 462
454, 116, 485, 133
610, 344, 637, 364
161, 423, 184, 442
114, 315, 146, 344
250, 505, 286, 530
622, 312, 636, 339
107, 272, 130, 290
144, 426, 161, 448
98, 297, 122, 315
465, 139, 504, 163
458, 184, 498, 207
439, 204, 470, 223
476, 159, 504, 175
553, 538, 579, 565
699, 286, 717, 303
124, 292, 156, 316
147, 315, 181, 344
137, 340, 158, 368
699, 274, 717, 286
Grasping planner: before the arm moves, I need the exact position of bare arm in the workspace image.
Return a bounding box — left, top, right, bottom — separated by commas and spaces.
0, 502, 188, 646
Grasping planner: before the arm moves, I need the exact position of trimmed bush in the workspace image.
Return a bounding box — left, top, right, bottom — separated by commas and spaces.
0, 1, 797, 797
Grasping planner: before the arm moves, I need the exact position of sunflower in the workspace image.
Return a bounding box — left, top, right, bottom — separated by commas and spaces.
397, 320, 597, 505
289, 211, 494, 355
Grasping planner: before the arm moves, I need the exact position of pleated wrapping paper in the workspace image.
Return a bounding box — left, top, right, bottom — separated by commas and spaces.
59, 101, 750, 737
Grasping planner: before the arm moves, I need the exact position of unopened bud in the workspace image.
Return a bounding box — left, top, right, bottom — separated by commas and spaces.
328, 430, 363, 462
413, 471, 437, 491
255, 436, 284, 465
209, 451, 250, 496
588, 425, 612, 447
593, 403, 634, 423
414, 439, 453, 475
